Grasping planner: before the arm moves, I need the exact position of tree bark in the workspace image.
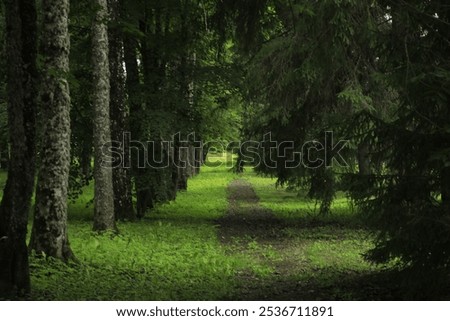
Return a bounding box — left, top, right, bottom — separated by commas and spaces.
92, 0, 116, 231
108, 0, 135, 221
137, 4, 167, 211
187, 143, 195, 178
123, 21, 148, 218
177, 145, 188, 191
29, 0, 73, 262
177, 2, 196, 186
442, 166, 450, 210
80, 143, 92, 181
123, 31, 153, 218
194, 140, 203, 175
0, 0, 38, 297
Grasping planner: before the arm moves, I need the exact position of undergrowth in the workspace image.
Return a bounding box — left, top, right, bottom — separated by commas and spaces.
29, 156, 269, 300
1, 156, 405, 300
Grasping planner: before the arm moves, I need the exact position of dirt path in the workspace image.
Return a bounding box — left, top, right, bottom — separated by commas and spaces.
217, 179, 398, 300
217, 179, 285, 244
217, 179, 309, 300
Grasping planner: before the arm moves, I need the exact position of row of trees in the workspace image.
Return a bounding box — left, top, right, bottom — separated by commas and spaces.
0, 0, 240, 298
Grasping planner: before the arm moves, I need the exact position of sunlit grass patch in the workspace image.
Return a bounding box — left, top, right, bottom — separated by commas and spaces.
31, 221, 253, 300
243, 170, 361, 225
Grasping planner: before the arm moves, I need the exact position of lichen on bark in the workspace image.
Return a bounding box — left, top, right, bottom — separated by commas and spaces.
92, 0, 116, 231
30, 0, 74, 262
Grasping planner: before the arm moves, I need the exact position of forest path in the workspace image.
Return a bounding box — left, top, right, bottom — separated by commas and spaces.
217, 179, 308, 300
217, 179, 285, 243
216, 178, 400, 301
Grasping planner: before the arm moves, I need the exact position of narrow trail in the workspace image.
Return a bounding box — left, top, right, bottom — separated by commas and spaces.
216, 179, 397, 300
217, 179, 285, 244
217, 179, 307, 300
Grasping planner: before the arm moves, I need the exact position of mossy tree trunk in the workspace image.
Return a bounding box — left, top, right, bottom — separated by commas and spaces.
92, 0, 116, 231
0, 0, 38, 297
30, 0, 74, 261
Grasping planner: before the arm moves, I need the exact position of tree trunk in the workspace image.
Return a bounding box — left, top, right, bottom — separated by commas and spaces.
108, 0, 135, 221
92, 0, 116, 231
177, 2, 196, 185
80, 143, 92, 181
187, 143, 195, 178
169, 140, 178, 200
123, 22, 147, 218
442, 167, 450, 209
0, 142, 9, 170
194, 140, 203, 175
177, 145, 188, 191
29, 0, 73, 262
138, 4, 168, 210
0, 0, 38, 297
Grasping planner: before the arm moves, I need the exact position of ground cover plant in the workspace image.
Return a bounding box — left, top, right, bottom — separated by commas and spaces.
1, 155, 415, 300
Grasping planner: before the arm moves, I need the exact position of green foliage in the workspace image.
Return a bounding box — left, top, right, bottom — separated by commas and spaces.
341, 1, 450, 295
233, 0, 383, 214
226, 0, 450, 296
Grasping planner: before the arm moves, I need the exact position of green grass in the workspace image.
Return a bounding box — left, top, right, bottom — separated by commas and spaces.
243, 170, 359, 224
1, 157, 393, 300
28, 156, 273, 300
236, 169, 390, 299
31, 223, 246, 300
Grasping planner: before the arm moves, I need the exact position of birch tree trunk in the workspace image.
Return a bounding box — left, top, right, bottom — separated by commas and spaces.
92, 0, 116, 231
29, 0, 73, 261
